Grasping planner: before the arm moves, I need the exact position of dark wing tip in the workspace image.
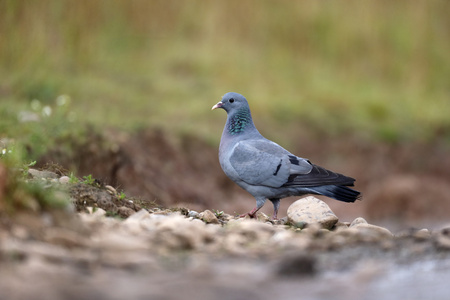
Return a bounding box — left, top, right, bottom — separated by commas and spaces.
283, 164, 356, 188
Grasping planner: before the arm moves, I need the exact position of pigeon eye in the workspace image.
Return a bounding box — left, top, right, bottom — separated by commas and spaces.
229, 98, 235, 103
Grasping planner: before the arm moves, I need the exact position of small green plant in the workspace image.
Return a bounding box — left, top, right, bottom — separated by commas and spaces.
68, 172, 79, 183
82, 174, 96, 185
21, 160, 37, 177
213, 209, 224, 217
118, 191, 126, 200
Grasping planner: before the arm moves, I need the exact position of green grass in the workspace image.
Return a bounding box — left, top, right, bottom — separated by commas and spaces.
0, 0, 449, 157
0, 157, 71, 214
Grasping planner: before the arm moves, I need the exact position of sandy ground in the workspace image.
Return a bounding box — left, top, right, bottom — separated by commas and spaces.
1, 208, 450, 300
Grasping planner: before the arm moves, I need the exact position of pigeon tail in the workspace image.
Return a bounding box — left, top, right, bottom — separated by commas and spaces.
307, 185, 361, 203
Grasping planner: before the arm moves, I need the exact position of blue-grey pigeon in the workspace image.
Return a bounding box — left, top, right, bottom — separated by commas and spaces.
212, 92, 361, 220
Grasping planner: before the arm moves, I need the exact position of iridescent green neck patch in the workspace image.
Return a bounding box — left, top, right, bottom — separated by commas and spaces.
227, 108, 252, 135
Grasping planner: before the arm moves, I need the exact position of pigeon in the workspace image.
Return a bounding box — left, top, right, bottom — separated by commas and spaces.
212, 92, 361, 220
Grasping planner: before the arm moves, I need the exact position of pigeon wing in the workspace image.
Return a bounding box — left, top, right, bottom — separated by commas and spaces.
228, 139, 312, 187
282, 163, 356, 187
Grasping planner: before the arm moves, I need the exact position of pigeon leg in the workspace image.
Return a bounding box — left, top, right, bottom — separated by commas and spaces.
239, 197, 266, 218
269, 198, 280, 220
239, 207, 260, 218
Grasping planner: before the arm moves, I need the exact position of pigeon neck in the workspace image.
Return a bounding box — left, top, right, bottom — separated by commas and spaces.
226, 107, 255, 136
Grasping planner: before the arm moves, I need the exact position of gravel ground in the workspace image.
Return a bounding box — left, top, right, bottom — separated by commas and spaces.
1, 168, 450, 300
1, 207, 450, 300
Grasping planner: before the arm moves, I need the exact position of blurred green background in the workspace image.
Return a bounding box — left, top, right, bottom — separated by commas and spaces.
0, 0, 449, 154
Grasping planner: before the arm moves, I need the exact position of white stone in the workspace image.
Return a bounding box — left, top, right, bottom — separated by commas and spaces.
287, 196, 339, 230
349, 217, 368, 227
413, 228, 431, 240
352, 223, 393, 239
188, 210, 199, 218
59, 176, 70, 184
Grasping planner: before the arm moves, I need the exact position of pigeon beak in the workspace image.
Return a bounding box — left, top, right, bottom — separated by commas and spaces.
211, 101, 223, 110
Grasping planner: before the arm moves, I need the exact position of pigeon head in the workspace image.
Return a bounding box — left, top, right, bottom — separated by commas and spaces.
212, 92, 257, 136
211, 92, 249, 113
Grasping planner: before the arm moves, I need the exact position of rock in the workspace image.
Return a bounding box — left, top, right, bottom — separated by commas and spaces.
218, 213, 235, 222
287, 196, 339, 230
188, 210, 199, 218
277, 217, 289, 226
198, 210, 220, 224
439, 225, 450, 236
28, 169, 59, 179
349, 217, 368, 227
413, 229, 431, 240
351, 223, 394, 240
118, 206, 135, 218
125, 209, 150, 221
59, 176, 70, 184
292, 221, 308, 229
434, 226, 450, 250
435, 234, 450, 250
333, 221, 349, 231
105, 185, 118, 196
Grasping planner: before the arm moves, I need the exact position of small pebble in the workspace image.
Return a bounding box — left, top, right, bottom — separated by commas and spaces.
349, 217, 368, 227
435, 234, 450, 250
105, 185, 118, 195
188, 210, 199, 218
413, 229, 431, 240
199, 210, 220, 224
59, 176, 70, 184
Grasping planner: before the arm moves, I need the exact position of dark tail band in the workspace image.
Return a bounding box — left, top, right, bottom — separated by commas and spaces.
308, 185, 361, 203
